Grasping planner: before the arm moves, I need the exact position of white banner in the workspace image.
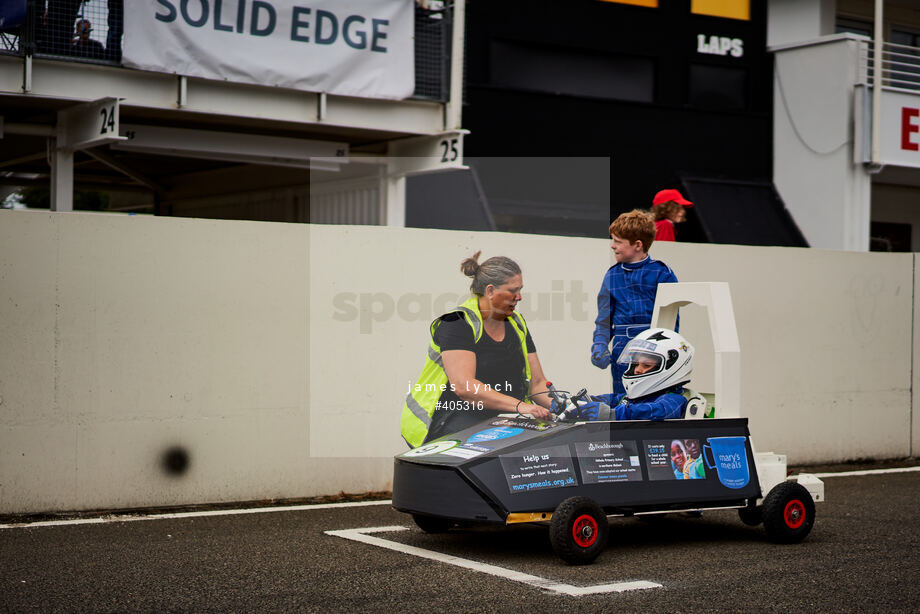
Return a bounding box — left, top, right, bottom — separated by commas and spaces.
123, 0, 415, 100
880, 89, 920, 169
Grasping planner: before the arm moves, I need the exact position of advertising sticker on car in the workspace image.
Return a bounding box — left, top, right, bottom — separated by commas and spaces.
575, 440, 643, 484
402, 440, 461, 457
500, 445, 578, 494
467, 426, 523, 443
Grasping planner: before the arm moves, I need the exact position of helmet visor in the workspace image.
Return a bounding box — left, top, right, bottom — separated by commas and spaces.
617, 347, 663, 377
617, 337, 657, 363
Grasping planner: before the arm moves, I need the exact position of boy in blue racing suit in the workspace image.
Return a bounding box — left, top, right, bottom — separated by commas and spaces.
591, 210, 678, 396
570, 328, 694, 421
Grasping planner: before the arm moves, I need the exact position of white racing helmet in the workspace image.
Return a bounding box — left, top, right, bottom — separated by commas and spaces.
617, 328, 694, 399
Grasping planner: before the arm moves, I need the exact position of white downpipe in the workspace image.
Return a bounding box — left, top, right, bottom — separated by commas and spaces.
871, 0, 883, 166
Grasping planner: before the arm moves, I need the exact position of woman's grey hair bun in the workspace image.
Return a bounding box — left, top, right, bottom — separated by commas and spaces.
461, 251, 521, 295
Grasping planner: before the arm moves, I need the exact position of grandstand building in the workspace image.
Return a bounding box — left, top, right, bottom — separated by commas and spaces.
0, 1, 464, 225
2, 1, 920, 251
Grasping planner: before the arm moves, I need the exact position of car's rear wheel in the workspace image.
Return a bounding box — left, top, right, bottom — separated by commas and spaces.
412, 513, 452, 534
762, 482, 815, 543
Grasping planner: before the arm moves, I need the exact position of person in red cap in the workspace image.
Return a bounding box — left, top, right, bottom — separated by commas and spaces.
651, 189, 693, 242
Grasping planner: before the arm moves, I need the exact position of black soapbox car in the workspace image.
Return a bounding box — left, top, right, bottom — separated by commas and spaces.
392, 391, 820, 565
392, 283, 824, 565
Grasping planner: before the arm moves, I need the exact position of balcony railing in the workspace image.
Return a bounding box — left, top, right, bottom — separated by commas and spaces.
1, 0, 452, 102
864, 40, 920, 93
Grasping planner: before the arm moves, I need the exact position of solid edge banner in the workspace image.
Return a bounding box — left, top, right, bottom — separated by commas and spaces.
123, 0, 415, 100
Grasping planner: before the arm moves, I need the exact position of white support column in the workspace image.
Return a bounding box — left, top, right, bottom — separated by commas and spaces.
384, 174, 406, 227
772, 37, 871, 250
444, 0, 466, 131
177, 76, 188, 108
52, 98, 132, 213
22, 54, 32, 93
50, 139, 73, 212
383, 131, 467, 227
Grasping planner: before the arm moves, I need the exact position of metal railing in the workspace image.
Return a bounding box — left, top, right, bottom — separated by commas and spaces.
1, 0, 452, 102
413, 2, 453, 102
1, 0, 119, 62
864, 40, 920, 92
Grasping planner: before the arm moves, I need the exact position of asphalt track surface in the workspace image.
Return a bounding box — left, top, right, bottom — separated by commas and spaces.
2, 468, 919, 613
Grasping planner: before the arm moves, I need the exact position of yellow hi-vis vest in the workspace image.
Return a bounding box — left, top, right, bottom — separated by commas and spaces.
400, 295, 532, 448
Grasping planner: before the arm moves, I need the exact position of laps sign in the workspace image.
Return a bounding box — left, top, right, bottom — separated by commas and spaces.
124, 0, 415, 100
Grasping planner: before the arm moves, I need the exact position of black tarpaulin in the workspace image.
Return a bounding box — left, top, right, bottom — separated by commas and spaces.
680, 177, 808, 247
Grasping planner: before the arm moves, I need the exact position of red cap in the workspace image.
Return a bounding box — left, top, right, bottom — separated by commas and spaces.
652, 189, 693, 207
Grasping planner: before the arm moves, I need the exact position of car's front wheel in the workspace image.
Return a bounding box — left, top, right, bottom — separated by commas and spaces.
549, 496, 608, 565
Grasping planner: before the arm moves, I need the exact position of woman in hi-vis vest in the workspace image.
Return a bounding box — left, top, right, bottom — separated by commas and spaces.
400, 252, 555, 447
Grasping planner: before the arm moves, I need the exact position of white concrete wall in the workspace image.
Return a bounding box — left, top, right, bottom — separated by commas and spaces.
772, 35, 873, 251
914, 258, 920, 459
767, 0, 835, 48
0, 211, 916, 514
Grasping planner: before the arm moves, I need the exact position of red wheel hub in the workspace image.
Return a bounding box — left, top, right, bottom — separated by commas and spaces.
784, 499, 806, 529
572, 514, 598, 548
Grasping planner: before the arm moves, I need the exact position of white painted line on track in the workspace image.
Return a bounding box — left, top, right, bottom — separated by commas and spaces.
325, 525, 661, 597
811, 466, 920, 478
0, 499, 393, 530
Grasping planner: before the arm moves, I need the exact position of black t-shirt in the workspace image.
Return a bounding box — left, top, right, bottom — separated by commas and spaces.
423, 313, 536, 443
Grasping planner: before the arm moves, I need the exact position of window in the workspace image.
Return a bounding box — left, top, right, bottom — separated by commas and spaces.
870, 221, 912, 252
490, 41, 655, 103
689, 64, 747, 110
835, 18, 872, 38
891, 29, 920, 47
889, 29, 920, 90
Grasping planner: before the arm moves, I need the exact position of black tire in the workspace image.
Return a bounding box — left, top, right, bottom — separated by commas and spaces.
738, 505, 763, 526
761, 481, 815, 544
549, 497, 609, 565
412, 514, 452, 534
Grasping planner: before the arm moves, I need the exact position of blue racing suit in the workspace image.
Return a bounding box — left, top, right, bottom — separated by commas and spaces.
592, 389, 687, 421
592, 256, 678, 395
